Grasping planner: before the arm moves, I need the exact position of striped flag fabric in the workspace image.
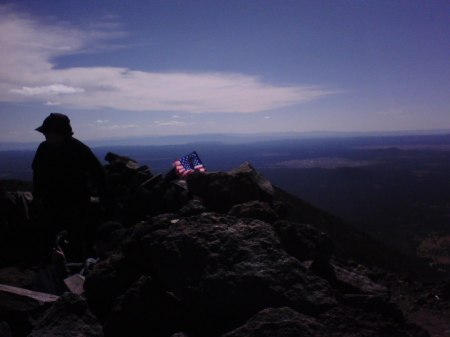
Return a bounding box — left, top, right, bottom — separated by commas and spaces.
173, 151, 206, 178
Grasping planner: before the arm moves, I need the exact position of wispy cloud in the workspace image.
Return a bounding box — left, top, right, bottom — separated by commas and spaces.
11, 84, 85, 95
0, 5, 336, 114
105, 124, 139, 130
95, 119, 110, 124
97, 123, 139, 130
45, 101, 61, 106
154, 120, 191, 127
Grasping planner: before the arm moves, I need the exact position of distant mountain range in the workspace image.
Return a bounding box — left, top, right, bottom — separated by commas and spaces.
1, 129, 450, 151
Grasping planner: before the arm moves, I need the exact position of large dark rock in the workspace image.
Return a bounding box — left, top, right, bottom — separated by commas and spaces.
0, 321, 12, 337
28, 293, 103, 337
177, 198, 207, 217
0, 267, 35, 289
105, 155, 191, 224
84, 207, 430, 337
84, 253, 143, 321
0, 191, 34, 266
273, 220, 334, 262
221, 307, 326, 337
135, 213, 335, 335
317, 301, 429, 337
105, 152, 152, 183
85, 212, 335, 336
224, 292, 427, 337
103, 276, 184, 337
187, 162, 274, 213
228, 200, 278, 223
332, 264, 389, 295
104, 152, 155, 224
0, 284, 57, 337
1, 160, 438, 337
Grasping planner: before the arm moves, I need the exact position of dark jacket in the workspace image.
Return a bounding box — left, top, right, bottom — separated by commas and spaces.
32, 137, 106, 206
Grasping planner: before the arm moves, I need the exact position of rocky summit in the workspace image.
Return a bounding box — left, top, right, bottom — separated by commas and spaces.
0, 155, 447, 337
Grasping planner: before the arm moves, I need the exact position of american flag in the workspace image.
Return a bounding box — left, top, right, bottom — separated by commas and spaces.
173, 151, 206, 178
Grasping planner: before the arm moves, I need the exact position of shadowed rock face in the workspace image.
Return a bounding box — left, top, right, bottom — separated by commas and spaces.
141, 215, 334, 331
102, 276, 184, 337
84, 213, 430, 337
228, 200, 278, 223
0, 284, 57, 337
28, 293, 103, 337
0, 157, 438, 337
222, 307, 326, 337
86, 213, 335, 336
187, 162, 274, 213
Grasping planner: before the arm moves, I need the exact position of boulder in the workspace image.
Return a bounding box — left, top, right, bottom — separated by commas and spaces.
177, 199, 207, 217
332, 264, 389, 295
103, 276, 184, 337
103, 152, 154, 224
0, 321, 12, 337
273, 220, 334, 262
28, 293, 103, 337
221, 307, 326, 337
86, 212, 336, 336
0, 267, 35, 289
84, 253, 143, 321
440, 281, 450, 301
228, 201, 278, 223
0, 191, 34, 266
0, 284, 58, 337
187, 162, 274, 213
135, 213, 335, 335
105, 152, 152, 179
317, 300, 429, 337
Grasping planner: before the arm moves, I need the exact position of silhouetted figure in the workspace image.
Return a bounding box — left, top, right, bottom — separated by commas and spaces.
32, 113, 106, 262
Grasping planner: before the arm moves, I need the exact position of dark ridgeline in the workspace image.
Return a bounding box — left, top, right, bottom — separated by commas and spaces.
0, 150, 448, 337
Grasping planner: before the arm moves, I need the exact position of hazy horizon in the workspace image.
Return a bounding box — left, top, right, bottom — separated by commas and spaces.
1, 128, 450, 152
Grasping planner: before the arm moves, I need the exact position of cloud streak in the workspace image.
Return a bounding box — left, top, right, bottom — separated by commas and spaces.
11, 84, 85, 96
1, 6, 335, 114
154, 120, 191, 127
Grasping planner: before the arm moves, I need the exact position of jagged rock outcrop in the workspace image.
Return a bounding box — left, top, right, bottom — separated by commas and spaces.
273, 220, 334, 262
85, 213, 335, 336
102, 276, 184, 337
0, 190, 34, 267
0, 157, 437, 337
186, 162, 274, 213
0, 284, 58, 337
0, 321, 12, 337
0, 268, 34, 289
228, 200, 278, 223
28, 293, 103, 337
223, 304, 425, 337
222, 307, 326, 337
84, 211, 430, 337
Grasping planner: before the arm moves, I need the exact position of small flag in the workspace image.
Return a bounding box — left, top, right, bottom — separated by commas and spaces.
173, 151, 206, 178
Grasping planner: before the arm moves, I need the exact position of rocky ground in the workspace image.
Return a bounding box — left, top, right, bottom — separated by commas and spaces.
0, 153, 449, 337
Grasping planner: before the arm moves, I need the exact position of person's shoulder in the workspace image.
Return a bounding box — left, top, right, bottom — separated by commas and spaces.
35, 141, 49, 153
68, 137, 86, 146
32, 141, 49, 167
67, 138, 99, 160
68, 137, 92, 151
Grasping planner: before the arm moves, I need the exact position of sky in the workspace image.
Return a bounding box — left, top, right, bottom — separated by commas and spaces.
0, 0, 449, 143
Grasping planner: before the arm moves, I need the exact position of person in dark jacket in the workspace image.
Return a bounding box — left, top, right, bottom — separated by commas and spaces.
32, 113, 106, 262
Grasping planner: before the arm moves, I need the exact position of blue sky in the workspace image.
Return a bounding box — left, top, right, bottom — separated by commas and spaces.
0, 0, 449, 142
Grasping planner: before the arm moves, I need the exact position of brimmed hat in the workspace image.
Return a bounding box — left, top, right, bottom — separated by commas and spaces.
35, 113, 73, 136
